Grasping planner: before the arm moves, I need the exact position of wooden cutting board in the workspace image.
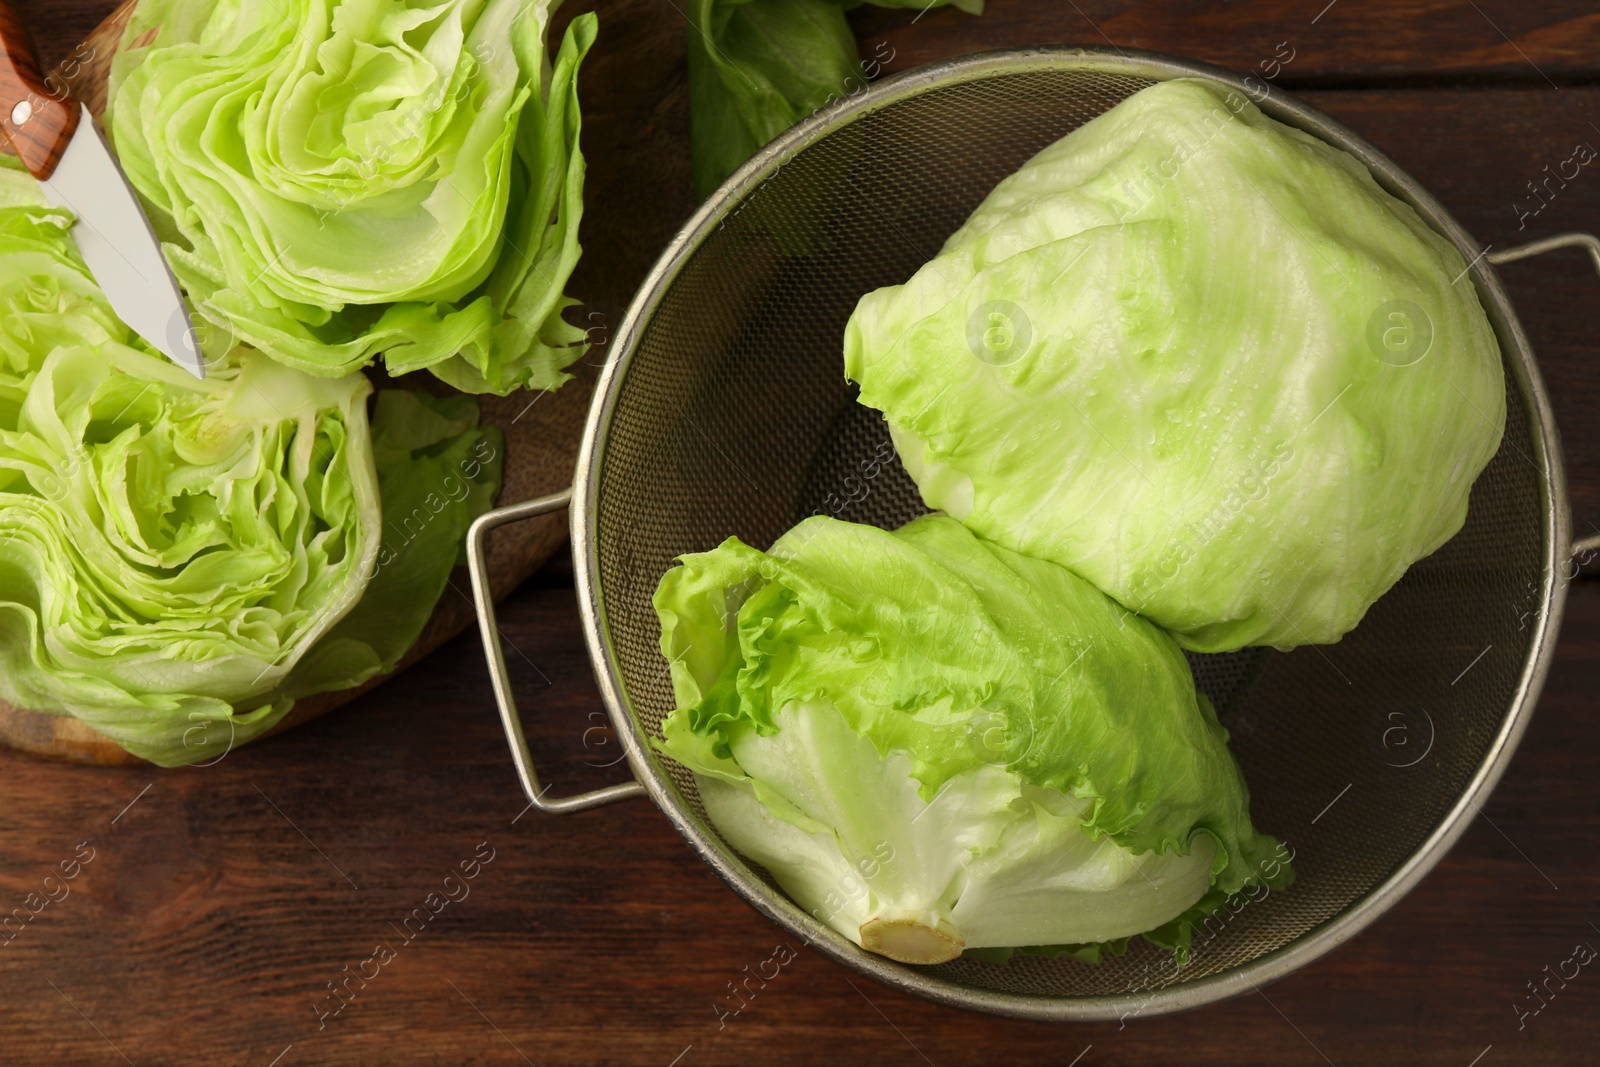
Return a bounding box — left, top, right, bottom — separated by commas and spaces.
0, 0, 691, 764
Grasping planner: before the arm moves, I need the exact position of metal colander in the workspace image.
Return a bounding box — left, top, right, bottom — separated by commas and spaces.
467, 47, 1599, 1020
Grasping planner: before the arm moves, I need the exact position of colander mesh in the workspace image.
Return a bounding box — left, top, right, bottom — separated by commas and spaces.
592, 68, 1544, 1000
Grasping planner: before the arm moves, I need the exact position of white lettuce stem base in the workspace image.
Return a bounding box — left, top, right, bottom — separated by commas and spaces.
698, 700, 1215, 964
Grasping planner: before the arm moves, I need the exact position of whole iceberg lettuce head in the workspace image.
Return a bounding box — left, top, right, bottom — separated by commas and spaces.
0, 179, 503, 765
844, 79, 1506, 652
654, 514, 1287, 964
106, 0, 596, 395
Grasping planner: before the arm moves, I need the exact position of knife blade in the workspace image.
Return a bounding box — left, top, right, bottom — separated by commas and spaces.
38, 106, 206, 378
0, 7, 204, 378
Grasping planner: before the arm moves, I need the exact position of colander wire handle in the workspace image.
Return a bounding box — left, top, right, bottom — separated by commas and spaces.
1487, 230, 1600, 559
467, 489, 647, 815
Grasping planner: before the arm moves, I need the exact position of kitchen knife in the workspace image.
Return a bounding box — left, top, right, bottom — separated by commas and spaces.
0, 4, 205, 378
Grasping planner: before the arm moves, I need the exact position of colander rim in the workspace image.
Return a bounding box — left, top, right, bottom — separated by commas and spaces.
569, 44, 1570, 1021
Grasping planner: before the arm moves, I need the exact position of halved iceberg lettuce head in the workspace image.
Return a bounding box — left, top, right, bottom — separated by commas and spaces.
845, 79, 1505, 651
0, 172, 502, 765
106, 0, 596, 395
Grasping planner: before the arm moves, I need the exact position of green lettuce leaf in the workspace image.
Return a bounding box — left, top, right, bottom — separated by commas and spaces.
655, 514, 1286, 962
0, 184, 501, 765
106, 0, 596, 395
687, 0, 981, 199
273, 390, 504, 702
845, 78, 1506, 651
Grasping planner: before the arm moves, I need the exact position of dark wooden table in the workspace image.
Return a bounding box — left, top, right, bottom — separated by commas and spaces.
5, 2, 1600, 1064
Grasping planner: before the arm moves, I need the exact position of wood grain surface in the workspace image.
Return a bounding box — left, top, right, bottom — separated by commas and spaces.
1, 1, 1599, 1064
850, 1, 1600, 86
0, 0, 81, 179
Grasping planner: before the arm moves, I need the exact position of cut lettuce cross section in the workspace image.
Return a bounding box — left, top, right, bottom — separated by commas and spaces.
106, 0, 596, 394
0, 174, 503, 765
845, 79, 1506, 652
655, 514, 1287, 963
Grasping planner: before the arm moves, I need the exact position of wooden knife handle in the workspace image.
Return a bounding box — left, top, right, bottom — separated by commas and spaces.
0, 0, 79, 180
